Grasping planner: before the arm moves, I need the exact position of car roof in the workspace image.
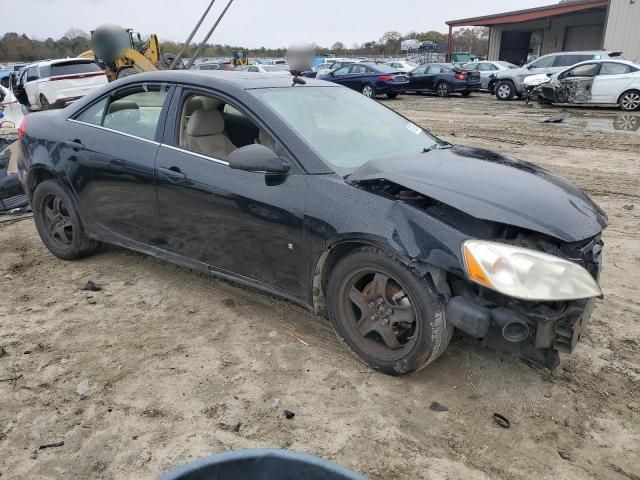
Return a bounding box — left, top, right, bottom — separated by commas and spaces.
26, 57, 95, 68
541, 50, 621, 57
565, 58, 639, 68
115, 70, 340, 90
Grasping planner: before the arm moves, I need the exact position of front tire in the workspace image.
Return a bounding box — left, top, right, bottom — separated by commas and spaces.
32, 179, 100, 260
362, 83, 376, 98
619, 90, 640, 112
327, 246, 452, 376
495, 80, 515, 100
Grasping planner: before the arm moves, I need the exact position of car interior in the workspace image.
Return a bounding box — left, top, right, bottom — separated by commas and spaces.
178, 94, 275, 160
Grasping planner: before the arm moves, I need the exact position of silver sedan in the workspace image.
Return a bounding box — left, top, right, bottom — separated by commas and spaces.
463, 61, 518, 90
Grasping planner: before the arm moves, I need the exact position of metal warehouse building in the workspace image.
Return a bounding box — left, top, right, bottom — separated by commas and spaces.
446, 0, 640, 65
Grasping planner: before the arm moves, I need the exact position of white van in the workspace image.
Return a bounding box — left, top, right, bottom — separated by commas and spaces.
14, 58, 107, 110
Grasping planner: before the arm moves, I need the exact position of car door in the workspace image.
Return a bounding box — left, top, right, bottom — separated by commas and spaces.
478, 62, 498, 89
24, 66, 40, 106
591, 62, 637, 103
153, 87, 308, 298
408, 65, 428, 90
556, 63, 600, 104
423, 65, 443, 91
63, 82, 173, 244
329, 65, 351, 86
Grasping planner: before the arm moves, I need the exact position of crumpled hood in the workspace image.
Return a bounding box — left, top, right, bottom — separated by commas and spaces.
348, 146, 607, 242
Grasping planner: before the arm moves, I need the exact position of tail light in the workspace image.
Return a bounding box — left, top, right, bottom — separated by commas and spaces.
455, 72, 466, 80
18, 117, 26, 140
379, 75, 393, 82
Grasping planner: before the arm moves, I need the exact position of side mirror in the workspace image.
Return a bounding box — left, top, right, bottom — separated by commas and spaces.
526, 64, 533, 70
228, 144, 290, 174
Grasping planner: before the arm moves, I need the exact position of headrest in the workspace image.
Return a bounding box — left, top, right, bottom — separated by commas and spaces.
187, 109, 225, 137
185, 97, 204, 117
108, 100, 139, 114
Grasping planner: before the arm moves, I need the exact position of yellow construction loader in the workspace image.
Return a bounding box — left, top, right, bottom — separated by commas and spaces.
80, 25, 174, 81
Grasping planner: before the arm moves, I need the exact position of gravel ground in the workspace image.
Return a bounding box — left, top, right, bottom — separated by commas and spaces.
1, 93, 639, 480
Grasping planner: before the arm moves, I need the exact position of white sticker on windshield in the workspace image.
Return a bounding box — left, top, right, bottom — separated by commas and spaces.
406, 123, 422, 135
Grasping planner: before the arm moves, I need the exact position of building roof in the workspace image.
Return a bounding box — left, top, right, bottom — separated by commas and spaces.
446, 0, 609, 27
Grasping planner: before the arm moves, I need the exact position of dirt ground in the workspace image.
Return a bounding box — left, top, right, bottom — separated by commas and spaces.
1, 93, 639, 480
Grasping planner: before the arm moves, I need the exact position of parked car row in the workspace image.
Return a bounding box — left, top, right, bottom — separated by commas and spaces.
312, 61, 481, 99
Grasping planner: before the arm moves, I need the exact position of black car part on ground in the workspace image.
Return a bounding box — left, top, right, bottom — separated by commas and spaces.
16, 71, 607, 373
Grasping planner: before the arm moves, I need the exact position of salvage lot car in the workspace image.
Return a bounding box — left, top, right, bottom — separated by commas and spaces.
491, 50, 623, 100
15, 71, 606, 375
406, 63, 481, 97
533, 59, 640, 111
317, 62, 409, 98
12, 58, 108, 110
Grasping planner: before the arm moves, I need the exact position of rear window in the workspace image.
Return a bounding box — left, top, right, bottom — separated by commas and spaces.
51, 61, 102, 77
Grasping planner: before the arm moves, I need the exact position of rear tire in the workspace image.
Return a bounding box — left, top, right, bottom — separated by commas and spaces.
436, 82, 450, 97
619, 90, 640, 112
326, 246, 452, 376
495, 80, 515, 100
32, 179, 100, 261
362, 83, 376, 98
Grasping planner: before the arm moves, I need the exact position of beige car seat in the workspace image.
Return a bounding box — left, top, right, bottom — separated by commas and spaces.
185, 109, 236, 159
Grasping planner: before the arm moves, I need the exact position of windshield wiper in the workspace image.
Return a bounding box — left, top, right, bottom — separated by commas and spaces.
422, 142, 453, 153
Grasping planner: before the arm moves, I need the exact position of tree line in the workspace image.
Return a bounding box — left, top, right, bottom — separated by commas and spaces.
0, 27, 488, 62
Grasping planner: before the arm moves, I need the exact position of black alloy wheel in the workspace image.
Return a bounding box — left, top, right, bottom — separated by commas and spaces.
327, 247, 452, 375
436, 82, 450, 97
32, 179, 100, 260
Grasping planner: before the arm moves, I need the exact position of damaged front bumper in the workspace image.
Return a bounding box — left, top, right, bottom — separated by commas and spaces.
445, 236, 603, 369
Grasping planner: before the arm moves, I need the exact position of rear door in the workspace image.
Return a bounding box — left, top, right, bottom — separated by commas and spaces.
24, 66, 40, 106
591, 62, 638, 103
63, 82, 173, 244
423, 65, 444, 91
408, 65, 428, 90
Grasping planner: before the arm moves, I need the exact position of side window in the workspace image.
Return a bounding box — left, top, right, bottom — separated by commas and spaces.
103, 87, 168, 141
333, 66, 350, 76
564, 63, 599, 78
249, 66, 259, 72
350, 65, 367, 74
464, 63, 478, 71
530, 55, 556, 68
75, 97, 109, 126
26, 66, 38, 82
178, 93, 273, 159
554, 55, 585, 67
426, 66, 442, 74
478, 63, 497, 71
413, 66, 427, 74
600, 63, 632, 75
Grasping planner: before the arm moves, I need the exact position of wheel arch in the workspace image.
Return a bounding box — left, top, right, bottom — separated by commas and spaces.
618, 89, 640, 110
25, 165, 59, 201
311, 238, 450, 315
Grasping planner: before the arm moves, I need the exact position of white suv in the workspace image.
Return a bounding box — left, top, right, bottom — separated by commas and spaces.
13, 58, 107, 110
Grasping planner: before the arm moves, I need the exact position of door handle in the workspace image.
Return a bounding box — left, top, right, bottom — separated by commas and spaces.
64, 140, 85, 151
158, 166, 187, 182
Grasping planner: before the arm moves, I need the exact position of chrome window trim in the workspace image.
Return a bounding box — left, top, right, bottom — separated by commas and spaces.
160, 143, 229, 166
66, 118, 160, 146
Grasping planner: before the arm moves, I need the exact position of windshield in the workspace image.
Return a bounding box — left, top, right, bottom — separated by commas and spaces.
252, 86, 439, 172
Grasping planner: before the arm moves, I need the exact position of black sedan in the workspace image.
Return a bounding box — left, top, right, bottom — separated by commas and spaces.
15, 71, 606, 375
406, 63, 481, 97
316, 62, 409, 98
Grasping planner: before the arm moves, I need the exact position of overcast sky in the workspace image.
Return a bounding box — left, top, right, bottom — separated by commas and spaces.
13, 0, 554, 48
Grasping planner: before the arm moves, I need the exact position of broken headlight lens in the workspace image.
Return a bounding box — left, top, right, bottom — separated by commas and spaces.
462, 240, 602, 301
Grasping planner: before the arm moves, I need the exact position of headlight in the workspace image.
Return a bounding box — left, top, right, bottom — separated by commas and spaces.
462, 240, 601, 301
